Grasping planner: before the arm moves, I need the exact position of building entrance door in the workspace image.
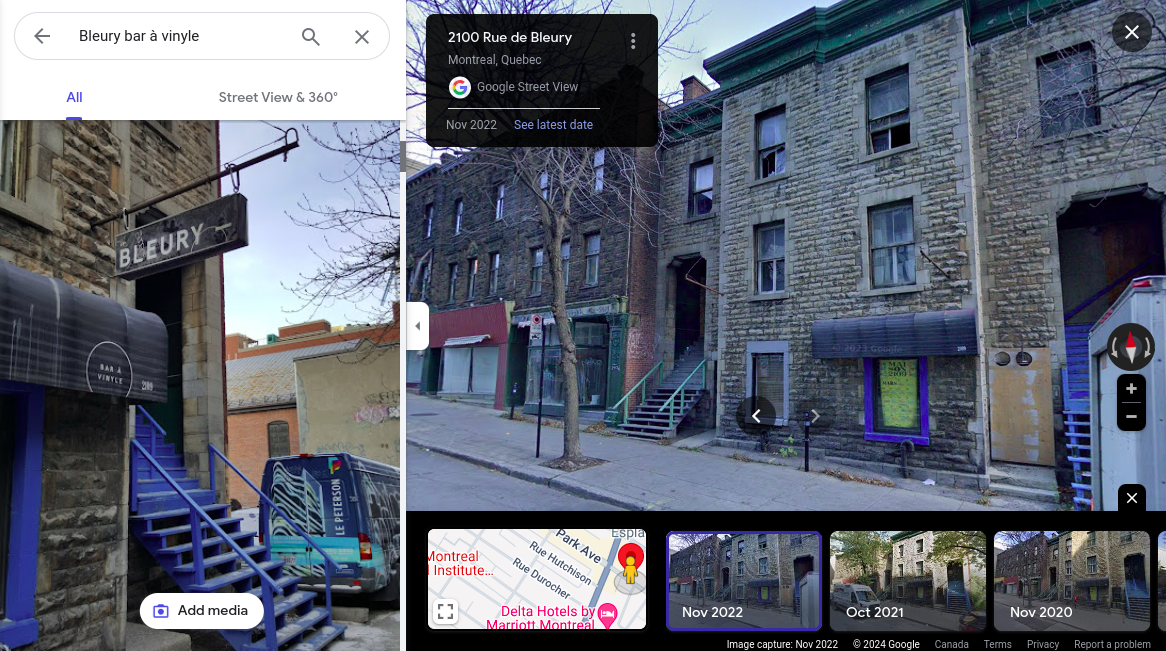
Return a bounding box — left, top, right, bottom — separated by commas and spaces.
0, 394, 16, 620
672, 256, 706, 360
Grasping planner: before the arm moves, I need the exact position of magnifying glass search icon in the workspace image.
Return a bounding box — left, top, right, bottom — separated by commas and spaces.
302, 28, 320, 46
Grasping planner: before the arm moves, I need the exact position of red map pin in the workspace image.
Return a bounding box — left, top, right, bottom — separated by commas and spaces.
618, 542, 644, 569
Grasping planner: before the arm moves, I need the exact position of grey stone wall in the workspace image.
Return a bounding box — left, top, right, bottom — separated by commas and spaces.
662, 9, 985, 477
0, 120, 220, 650
972, 0, 1166, 417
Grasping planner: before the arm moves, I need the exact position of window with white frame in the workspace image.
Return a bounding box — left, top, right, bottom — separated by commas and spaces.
916, 561, 924, 576
448, 263, 459, 303
916, 539, 923, 553
467, 257, 478, 299
593, 148, 605, 191
689, 160, 713, 217
866, 67, 910, 153
755, 223, 785, 294
869, 201, 915, 288
494, 184, 505, 220
454, 198, 464, 235
0, 120, 25, 198
737, 561, 744, 576
530, 248, 544, 296
489, 253, 500, 294
758, 534, 767, 549
738, 539, 745, 554
759, 557, 769, 575
424, 202, 433, 238
584, 234, 600, 286
1037, 43, 1100, 137
561, 240, 570, 287
756, 108, 786, 178
1087, 556, 1098, 574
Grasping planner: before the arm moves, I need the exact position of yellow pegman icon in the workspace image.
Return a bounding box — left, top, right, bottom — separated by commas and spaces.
623, 555, 637, 584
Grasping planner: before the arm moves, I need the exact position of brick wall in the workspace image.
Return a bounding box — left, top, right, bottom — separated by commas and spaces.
225, 407, 301, 508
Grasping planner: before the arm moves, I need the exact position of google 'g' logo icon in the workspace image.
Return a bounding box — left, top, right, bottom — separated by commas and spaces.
449, 76, 471, 99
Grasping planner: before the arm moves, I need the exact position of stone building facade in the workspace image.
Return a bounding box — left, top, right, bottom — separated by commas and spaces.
656, 0, 1166, 492
889, 531, 984, 606
725, 533, 819, 608
1048, 530, 1150, 605
0, 121, 225, 650
405, 149, 658, 420
994, 533, 1049, 596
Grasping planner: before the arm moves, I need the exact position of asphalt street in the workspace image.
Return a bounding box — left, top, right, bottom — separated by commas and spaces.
407, 445, 623, 511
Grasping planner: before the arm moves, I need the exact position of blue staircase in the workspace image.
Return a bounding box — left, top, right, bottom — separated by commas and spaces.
793, 580, 800, 616
945, 581, 973, 614
1062, 323, 1093, 510
1125, 579, 1150, 621
130, 408, 347, 651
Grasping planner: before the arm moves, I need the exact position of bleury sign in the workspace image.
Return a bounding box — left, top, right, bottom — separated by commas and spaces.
114, 193, 248, 280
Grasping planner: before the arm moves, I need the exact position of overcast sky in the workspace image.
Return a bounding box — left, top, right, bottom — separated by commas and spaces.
219, 121, 399, 340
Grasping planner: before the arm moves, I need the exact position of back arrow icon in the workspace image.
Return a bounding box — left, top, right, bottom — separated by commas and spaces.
751, 409, 761, 424
35, 28, 50, 44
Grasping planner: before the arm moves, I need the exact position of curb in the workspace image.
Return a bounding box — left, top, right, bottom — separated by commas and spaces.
408, 439, 648, 510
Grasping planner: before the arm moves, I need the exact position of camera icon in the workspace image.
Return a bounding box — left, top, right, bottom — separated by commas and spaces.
153, 604, 169, 619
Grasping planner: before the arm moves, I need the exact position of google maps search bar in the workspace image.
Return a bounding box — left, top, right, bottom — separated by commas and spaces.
14, 13, 389, 60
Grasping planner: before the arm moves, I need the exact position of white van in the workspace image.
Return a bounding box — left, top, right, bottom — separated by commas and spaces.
830, 584, 880, 613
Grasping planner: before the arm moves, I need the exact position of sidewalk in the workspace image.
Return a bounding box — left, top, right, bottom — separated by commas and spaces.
406, 397, 1014, 511
995, 593, 1148, 632
896, 602, 963, 631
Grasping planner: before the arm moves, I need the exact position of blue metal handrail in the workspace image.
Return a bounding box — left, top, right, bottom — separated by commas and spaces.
656, 359, 706, 428
130, 438, 281, 650
209, 443, 341, 624
1064, 257, 1157, 321
609, 361, 663, 425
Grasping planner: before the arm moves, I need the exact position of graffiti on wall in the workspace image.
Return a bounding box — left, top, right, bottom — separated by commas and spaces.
353, 404, 401, 424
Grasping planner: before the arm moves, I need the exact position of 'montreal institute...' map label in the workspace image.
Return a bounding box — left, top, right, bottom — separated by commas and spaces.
428, 528, 647, 630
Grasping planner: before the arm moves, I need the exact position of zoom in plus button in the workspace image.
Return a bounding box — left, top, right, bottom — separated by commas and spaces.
1117, 374, 1146, 431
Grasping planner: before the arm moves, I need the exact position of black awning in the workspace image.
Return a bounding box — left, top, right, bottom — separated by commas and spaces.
747, 579, 781, 588
812, 309, 977, 358
0, 260, 167, 402
907, 577, 933, 587
1075, 578, 1109, 589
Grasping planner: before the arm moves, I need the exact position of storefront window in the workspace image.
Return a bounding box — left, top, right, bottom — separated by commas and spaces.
864, 357, 929, 444
525, 322, 608, 408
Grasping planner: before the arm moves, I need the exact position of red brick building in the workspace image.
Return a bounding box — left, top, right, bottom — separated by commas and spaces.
224, 314, 399, 507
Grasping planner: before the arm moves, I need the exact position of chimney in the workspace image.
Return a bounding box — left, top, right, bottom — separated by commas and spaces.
681, 76, 711, 103
439, 152, 455, 165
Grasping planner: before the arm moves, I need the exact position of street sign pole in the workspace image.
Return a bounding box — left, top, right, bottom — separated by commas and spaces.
536, 329, 546, 458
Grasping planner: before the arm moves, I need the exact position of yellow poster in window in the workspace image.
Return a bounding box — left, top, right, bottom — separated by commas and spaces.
878, 359, 919, 430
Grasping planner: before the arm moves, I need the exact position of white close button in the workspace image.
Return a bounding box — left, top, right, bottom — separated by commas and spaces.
406, 301, 430, 351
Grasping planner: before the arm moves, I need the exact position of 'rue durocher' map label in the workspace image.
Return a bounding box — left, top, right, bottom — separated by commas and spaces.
428, 528, 647, 630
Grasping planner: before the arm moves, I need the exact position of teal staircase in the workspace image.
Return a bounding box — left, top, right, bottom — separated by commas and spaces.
130, 408, 347, 650
944, 581, 973, 614
609, 339, 707, 440
1125, 579, 1150, 621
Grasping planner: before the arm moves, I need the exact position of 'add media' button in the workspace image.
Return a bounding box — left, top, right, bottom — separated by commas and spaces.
141, 592, 263, 630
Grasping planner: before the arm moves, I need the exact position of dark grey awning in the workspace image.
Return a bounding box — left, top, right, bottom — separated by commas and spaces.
812, 309, 977, 358
747, 579, 781, 588
1075, 578, 1109, 589
0, 260, 167, 402
907, 577, 933, 587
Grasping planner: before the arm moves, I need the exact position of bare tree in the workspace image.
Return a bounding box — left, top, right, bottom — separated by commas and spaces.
285, 122, 401, 330
670, 533, 718, 606
982, 0, 1166, 160
405, 0, 704, 467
